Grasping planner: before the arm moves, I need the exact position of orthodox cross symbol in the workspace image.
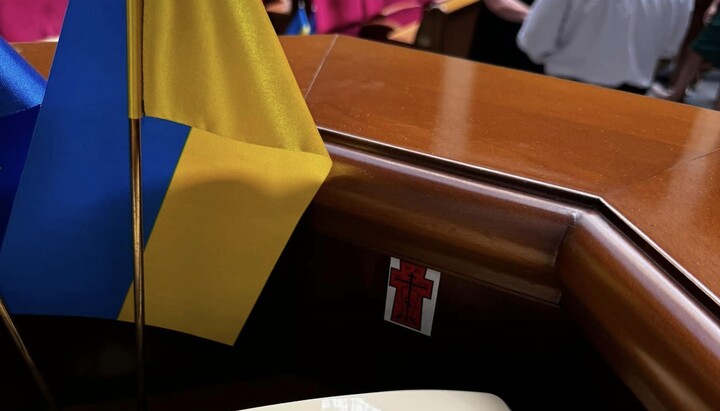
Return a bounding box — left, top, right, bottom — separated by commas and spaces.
384, 257, 441, 336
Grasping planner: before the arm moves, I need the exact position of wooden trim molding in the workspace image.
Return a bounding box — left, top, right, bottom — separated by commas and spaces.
317, 128, 720, 411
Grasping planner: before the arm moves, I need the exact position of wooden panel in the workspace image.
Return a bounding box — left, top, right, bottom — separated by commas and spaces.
298, 235, 642, 411
299, 35, 720, 308
313, 140, 576, 302
557, 214, 720, 411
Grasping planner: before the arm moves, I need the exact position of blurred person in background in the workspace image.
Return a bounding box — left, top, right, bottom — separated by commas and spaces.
0, 0, 68, 42
658, 0, 714, 88
312, 0, 431, 36
650, 0, 720, 107
468, 0, 543, 73
517, 0, 693, 94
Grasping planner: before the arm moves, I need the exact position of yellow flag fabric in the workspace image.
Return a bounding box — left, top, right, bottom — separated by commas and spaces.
118, 0, 332, 344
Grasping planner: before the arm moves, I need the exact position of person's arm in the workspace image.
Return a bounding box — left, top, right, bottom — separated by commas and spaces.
705, 0, 720, 25
662, 0, 694, 58
483, 0, 530, 23
516, 0, 568, 64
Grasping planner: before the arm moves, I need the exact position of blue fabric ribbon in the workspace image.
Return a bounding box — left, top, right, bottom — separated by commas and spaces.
0, 36, 47, 244
0, 37, 46, 117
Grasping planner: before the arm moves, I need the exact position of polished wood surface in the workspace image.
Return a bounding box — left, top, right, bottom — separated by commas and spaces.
11, 36, 720, 411
276, 36, 336, 96
606, 145, 720, 302
11, 41, 56, 79
557, 214, 720, 411
313, 142, 575, 303
281, 36, 720, 411
306, 36, 720, 195
294, 35, 720, 303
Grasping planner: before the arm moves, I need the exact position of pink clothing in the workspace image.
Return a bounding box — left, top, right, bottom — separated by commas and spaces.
314, 0, 431, 35
0, 0, 68, 42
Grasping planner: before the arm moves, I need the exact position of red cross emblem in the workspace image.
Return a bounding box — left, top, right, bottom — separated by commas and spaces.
384, 258, 440, 335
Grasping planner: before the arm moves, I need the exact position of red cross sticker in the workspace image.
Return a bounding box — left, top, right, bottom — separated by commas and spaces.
384, 258, 440, 336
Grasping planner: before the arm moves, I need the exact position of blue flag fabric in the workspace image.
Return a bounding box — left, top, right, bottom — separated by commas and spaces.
0, 0, 332, 345
0, 0, 188, 318
285, 1, 316, 35
0, 38, 45, 117
0, 37, 46, 243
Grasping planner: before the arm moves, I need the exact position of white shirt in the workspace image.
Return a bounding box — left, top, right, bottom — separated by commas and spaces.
517, 0, 693, 88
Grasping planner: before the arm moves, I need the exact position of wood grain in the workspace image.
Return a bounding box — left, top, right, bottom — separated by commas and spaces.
305, 36, 720, 195
557, 214, 720, 411
606, 147, 720, 306
313, 140, 576, 303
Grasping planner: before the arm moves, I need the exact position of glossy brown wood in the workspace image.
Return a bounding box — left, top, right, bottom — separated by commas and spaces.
606, 146, 720, 306
296, 35, 720, 306
277, 35, 337, 96
299, 36, 720, 410
10, 42, 56, 79
305, 36, 720, 195
557, 214, 720, 411
314, 141, 576, 303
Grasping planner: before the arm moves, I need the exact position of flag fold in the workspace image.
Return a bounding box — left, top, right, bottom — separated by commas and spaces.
0, 0, 331, 345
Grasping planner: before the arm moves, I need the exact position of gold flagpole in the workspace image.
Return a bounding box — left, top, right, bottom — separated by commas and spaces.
0, 296, 58, 410
126, 0, 146, 410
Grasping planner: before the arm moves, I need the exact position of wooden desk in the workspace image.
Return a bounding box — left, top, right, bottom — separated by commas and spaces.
297, 36, 720, 411
11, 36, 720, 411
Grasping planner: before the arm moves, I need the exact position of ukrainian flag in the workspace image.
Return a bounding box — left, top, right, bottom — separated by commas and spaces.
0, 0, 331, 345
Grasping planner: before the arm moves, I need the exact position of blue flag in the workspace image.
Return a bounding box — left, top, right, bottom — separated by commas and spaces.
0, 0, 331, 345
0, 37, 46, 244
